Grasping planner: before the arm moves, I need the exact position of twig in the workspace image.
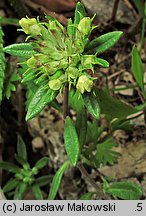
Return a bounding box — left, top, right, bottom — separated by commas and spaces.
23, 0, 68, 25
124, 0, 137, 18
63, 82, 69, 119
111, 0, 120, 21
77, 162, 105, 199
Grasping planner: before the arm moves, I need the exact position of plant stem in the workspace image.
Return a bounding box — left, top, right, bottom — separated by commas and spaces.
77, 162, 104, 199
140, 16, 146, 55
63, 82, 69, 119
111, 0, 120, 21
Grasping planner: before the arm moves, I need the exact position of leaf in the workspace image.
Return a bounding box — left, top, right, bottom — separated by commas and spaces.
0, 161, 21, 173
5, 73, 19, 99
132, 45, 144, 92
48, 161, 70, 200
34, 157, 49, 170
85, 31, 123, 54
67, 18, 75, 38
0, 17, 19, 26
15, 155, 29, 168
132, 0, 145, 17
79, 192, 95, 200
75, 108, 87, 148
26, 86, 58, 121
69, 88, 84, 112
106, 181, 144, 200
32, 184, 43, 200
95, 138, 120, 166
3, 43, 34, 57
35, 175, 51, 187
83, 91, 100, 119
74, 2, 86, 25
94, 87, 139, 120
0, 26, 5, 102
17, 134, 27, 161
3, 178, 19, 193
14, 182, 27, 200
64, 116, 80, 166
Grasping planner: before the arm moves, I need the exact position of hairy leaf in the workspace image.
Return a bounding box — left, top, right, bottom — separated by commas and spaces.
26, 86, 58, 121
74, 2, 86, 25
48, 161, 70, 200
79, 192, 95, 200
106, 181, 143, 200
3, 43, 34, 57
36, 175, 51, 187
3, 178, 19, 193
95, 138, 120, 166
64, 116, 80, 166
85, 31, 123, 54
34, 157, 49, 170
94, 88, 139, 120
69, 88, 84, 112
0, 162, 21, 173
83, 91, 100, 119
132, 45, 144, 92
32, 184, 43, 200
17, 134, 27, 161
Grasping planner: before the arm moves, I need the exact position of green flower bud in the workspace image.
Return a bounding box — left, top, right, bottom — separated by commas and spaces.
70, 54, 80, 66
78, 17, 91, 35
31, 167, 38, 175
23, 177, 31, 183
27, 56, 37, 68
76, 74, 93, 94
15, 173, 23, 180
49, 20, 57, 30
19, 18, 41, 36
66, 66, 78, 79
49, 79, 61, 90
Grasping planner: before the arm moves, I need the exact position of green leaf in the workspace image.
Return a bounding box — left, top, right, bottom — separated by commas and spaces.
3, 178, 19, 193
132, 0, 145, 17
79, 192, 95, 200
3, 43, 34, 57
26, 86, 58, 121
106, 181, 143, 200
94, 88, 139, 120
67, 18, 75, 38
132, 45, 144, 92
15, 155, 28, 168
48, 161, 70, 200
34, 157, 49, 170
69, 88, 84, 112
85, 31, 123, 54
17, 134, 27, 161
36, 175, 51, 187
5, 72, 19, 99
83, 91, 100, 119
64, 116, 80, 166
76, 108, 87, 148
14, 182, 27, 200
0, 17, 19, 26
32, 184, 43, 200
96, 58, 109, 68
0, 26, 5, 102
95, 138, 120, 166
74, 2, 86, 25
0, 161, 21, 173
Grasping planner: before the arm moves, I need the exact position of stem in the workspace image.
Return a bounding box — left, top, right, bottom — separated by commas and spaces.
140, 17, 146, 55
77, 162, 104, 199
111, 0, 120, 21
63, 82, 69, 119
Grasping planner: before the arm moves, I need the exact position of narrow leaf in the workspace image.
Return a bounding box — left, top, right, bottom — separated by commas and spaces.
3, 179, 19, 193
34, 157, 49, 170
36, 175, 51, 187
76, 108, 87, 148
83, 91, 100, 119
48, 161, 70, 200
132, 45, 144, 92
17, 134, 27, 161
132, 0, 145, 17
106, 181, 143, 200
74, 2, 86, 25
0, 26, 5, 102
79, 192, 95, 200
32, 184, 43, 200
85, 31, 123, 54
26, 87, 58, 121
0, 162, 21, 173
64, 116, 80, 166
14, 182, 27, 200
3, 43, 34, 57
69, 88, 84, 112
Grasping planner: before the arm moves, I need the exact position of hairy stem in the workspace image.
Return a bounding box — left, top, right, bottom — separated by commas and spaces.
63, 82, 69, 119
